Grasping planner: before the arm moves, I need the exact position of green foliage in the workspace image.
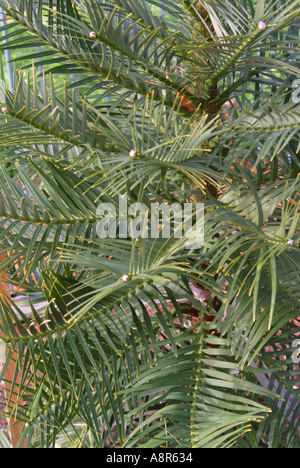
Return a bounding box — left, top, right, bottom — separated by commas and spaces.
0, 0, 299, 448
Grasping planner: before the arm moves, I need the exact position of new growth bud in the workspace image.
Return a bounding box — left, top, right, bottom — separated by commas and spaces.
258, 21, 267, 31
129, 149, 137, 158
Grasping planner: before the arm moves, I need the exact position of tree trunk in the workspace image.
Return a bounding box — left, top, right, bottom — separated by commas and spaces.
0, 253, 26, 448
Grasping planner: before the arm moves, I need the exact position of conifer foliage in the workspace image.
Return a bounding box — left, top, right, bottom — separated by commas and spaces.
0, 0, 299, 448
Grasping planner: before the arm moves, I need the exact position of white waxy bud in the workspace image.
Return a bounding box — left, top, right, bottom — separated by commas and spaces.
122, 274, 130, 282
287, 239, 294, 246
258, 21, 267, 31
89, 31, 97, 38
129, 149, 137, 158
1, 107, 8, 114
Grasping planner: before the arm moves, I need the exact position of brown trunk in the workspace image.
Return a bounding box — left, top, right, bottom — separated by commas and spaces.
0, 253, 26, 448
